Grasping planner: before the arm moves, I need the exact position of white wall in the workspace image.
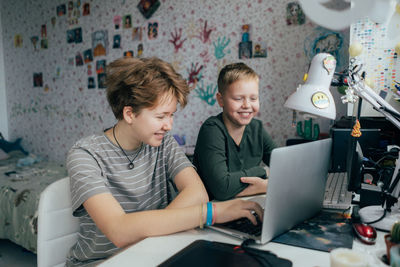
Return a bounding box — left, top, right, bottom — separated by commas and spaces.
0, 5, 8, 140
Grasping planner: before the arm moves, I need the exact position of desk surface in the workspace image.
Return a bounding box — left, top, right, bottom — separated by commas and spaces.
99, 227, 388, 267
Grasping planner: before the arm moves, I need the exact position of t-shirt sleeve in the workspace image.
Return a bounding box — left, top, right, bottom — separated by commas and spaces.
164, 135, 194, 181
194, 124, 249, 201
66, 146, 110, 217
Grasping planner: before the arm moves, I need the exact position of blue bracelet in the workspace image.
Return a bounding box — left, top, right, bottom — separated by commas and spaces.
206, 202, 213, 226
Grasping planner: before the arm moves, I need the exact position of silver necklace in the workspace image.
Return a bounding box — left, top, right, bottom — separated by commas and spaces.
112, 125, 143, 169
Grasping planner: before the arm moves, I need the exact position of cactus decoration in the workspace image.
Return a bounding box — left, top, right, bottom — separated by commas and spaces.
391, 222, 400, 243
296, 118, 320, 140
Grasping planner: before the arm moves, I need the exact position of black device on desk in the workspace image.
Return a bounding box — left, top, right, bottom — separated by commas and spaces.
323, 127, 382, 210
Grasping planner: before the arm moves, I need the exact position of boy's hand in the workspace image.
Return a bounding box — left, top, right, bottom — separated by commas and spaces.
214, 199, 263, 225
236, 177, 268, 197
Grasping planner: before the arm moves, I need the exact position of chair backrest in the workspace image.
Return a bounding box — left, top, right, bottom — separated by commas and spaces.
37, 177, 79, 267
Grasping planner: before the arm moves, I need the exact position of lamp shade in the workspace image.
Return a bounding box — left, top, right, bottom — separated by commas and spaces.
284, 53, 337, 120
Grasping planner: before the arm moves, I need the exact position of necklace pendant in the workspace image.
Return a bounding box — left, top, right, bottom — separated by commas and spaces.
128, 163, 134, 169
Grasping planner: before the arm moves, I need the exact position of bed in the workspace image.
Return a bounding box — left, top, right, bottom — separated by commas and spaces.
0, 150, 67, 253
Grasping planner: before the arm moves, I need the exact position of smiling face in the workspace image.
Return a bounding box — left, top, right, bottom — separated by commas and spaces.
217, 78, 260, 130
130, 92, 177, 147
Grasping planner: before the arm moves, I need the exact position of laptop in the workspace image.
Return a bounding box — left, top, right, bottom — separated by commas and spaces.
208, 138, 332, 244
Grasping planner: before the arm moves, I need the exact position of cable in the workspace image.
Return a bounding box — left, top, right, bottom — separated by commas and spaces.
240, 239, 273, 267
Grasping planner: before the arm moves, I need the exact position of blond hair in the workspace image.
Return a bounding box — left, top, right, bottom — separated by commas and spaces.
217, 62, 259, 94
106, 57, 189, 120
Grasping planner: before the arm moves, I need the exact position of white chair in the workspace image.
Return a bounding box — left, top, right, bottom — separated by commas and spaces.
37, 177, 79, 267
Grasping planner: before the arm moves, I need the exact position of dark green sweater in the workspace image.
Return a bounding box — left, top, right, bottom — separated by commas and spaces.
193, 113, 277, 200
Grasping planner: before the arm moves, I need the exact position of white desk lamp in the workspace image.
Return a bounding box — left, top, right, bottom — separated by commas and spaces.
284, 53, 337, 121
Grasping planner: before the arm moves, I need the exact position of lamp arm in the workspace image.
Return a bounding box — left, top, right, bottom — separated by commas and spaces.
347, 72, 400, 130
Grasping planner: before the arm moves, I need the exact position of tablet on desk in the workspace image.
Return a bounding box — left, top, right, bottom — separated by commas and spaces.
158, 239, 292, 267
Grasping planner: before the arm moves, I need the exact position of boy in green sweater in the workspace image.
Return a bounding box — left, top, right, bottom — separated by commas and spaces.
193, 62, 277, 200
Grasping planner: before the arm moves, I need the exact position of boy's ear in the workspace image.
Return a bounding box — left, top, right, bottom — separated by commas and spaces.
122, 106, 135, 123
216, 92, 224, 108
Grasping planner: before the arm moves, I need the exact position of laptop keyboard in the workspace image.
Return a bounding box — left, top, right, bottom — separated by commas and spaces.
323, 172, 353, 210
220, 213, 262, 236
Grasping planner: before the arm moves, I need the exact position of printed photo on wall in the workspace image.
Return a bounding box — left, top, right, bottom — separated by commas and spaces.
137, 0, 160, 19
286, 2, 305, 25
253, 42, 267, 58
56, 4, 66, 16
92, 30, 108, 57
113, 34, 121, 49
98, 73, 106, 88
83, 49, 93, 63
33, 73, 43, 87
123, 15, 132, 29
88, 77, 96, 89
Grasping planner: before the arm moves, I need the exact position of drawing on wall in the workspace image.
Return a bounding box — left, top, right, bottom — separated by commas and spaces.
113, 34, 121, 49
124, 50, 134, 58
239, 24, 252, 59
33, 73, 43, 87
187, 62, 203, 89
96, 60, 106, 74
123, 15, 132, 29
14, 35, 23, 48
304, 28, 346, 70
40, 39, 48, 49
83, 3, 90, 16
194, 81, 218, 106
88, 77, 95, 89
114, 15, 122, 30
195, 20, 215, 44
169, 28, 186, 53
254, 42, 267, 58
66, 27, 82, 43
137, 43, 143, 57
132, 27, 142, 41
148, 22, 159, 40
75, 52, 84, 66
137, 0, 160, 19
98, 73, 106, 89
30, 36, 39, 50
83, 49, 93, 63
214, 36, 231, 60
286, 2, 305, 25
56, 4, 66, 16
92, 30, 108, 57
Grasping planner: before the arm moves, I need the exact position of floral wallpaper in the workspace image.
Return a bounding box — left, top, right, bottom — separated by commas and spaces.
2, 0, 349, 163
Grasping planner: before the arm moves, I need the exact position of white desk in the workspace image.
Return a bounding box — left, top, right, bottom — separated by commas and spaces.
99, 227, 388, 267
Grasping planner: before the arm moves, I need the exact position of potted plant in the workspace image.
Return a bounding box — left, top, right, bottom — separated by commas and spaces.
385, 222, 400, 263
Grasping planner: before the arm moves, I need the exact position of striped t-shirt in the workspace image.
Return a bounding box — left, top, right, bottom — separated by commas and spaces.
65, 133, 193, 266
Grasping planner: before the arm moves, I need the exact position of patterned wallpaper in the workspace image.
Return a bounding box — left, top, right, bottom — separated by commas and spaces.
2, 0, 349, 163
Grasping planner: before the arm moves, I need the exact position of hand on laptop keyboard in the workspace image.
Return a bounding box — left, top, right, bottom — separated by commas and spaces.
214, 198, 264, 225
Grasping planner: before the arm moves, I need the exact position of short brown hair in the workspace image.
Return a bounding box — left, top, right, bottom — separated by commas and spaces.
106, 57, 190, 120
217, 62, 259, 94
